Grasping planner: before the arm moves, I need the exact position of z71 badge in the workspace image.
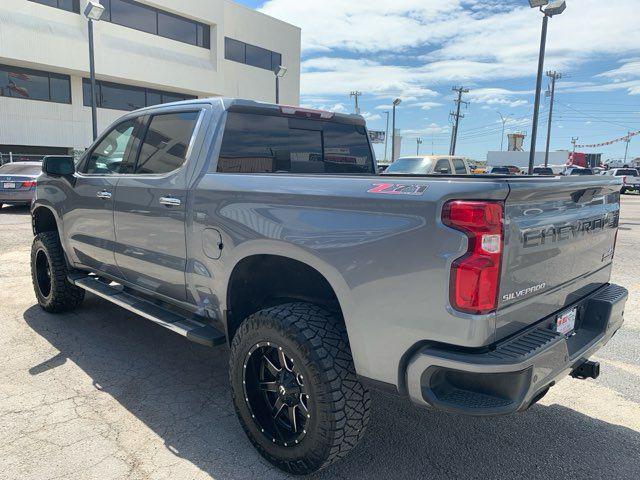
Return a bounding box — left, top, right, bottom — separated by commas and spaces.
367, 183, 428, 196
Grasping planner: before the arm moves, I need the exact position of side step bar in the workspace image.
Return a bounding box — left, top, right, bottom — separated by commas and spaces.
71, 276, 226, 347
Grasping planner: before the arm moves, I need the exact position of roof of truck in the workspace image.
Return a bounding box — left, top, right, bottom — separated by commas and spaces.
131, 97, 366, 125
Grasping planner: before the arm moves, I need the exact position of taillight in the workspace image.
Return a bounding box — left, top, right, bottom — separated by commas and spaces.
442, 200, 504, 315
21, 180, 37, 188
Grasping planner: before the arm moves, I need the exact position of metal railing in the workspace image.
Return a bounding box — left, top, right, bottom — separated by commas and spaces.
0, 152, 69, 166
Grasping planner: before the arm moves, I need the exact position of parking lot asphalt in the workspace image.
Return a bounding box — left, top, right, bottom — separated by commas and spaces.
1, 198, 639, 480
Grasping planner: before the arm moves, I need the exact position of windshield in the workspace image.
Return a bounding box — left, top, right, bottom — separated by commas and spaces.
383, 158, 432, 174
0, 162, 41, 175
570, 169, 594, 175
616, 169, 638, 176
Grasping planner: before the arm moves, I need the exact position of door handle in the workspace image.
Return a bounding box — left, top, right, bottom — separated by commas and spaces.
159, 196, 181, 207
96, 190, 112, 199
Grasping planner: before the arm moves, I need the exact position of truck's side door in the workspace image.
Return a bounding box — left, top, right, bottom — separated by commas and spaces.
64, 119, 141, 277
113, 109, 203, 303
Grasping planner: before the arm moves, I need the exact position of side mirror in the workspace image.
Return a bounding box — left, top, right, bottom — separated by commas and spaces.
42, 156, 75, 176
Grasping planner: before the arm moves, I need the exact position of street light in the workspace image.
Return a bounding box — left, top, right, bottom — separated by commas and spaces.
84, 1, 105, 141
274, 65, 287, 104
391, 98, 401, 162
527, 0, 567, 174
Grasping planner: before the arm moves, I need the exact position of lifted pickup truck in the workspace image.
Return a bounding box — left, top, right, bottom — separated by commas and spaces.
31, 98, 627, 474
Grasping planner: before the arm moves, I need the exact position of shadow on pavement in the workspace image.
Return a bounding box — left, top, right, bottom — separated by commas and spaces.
0, 205, 31, 214
23, 298, 640, 480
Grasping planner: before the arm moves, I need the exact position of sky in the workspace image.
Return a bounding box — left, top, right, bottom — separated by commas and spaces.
236, 0, 640, 162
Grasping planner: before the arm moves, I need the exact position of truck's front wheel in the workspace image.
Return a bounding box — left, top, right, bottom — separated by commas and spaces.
229, 302, 370, 475
31, 232, 85, 313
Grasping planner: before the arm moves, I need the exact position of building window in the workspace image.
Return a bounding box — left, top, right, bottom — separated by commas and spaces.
0, 64, 71, 104
225, 37, 282, 72
100, 0, 211, 49
82, 79, 197, 111
28, 0, 80, 13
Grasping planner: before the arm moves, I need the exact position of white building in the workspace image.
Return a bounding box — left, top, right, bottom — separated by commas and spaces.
0, 0, 301, 159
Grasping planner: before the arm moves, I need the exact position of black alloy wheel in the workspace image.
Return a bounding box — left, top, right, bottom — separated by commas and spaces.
243, 342, 311, 447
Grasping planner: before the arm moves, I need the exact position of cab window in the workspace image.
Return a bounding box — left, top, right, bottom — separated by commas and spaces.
452, 158, 467, 174
84, 120, 137, 175
434, 159, 452, 174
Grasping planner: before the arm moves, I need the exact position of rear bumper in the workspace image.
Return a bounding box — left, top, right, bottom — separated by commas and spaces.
0, 190, 34, 204
405, 283, 627, 415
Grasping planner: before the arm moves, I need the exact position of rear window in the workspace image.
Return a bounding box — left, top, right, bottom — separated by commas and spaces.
453, 158, 467, 174
615, 169, 638, 176
533, 167, 554, 175
0, 163, 41, 175
217, 113, 374, 174
570, 168, 593, 175
384, 157, 431, 175
490, 167, 510, 175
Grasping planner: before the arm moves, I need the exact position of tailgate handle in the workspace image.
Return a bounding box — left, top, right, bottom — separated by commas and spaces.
571, 187, 602, 203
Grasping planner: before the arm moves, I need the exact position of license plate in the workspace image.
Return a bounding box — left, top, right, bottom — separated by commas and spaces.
3, 182, 16, 189
555, 308, 577, 336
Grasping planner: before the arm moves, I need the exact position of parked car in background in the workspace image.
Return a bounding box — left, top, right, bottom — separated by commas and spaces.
603, 168, 640, 193
564, 167, 594, 176
532, 167, 555, 176
383, 155, 470, 175
0, 161, 41, 209
504, 165, 522, 175
486, 166, 512, 175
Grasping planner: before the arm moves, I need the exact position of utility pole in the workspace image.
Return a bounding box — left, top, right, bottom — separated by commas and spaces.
498, 112, 509, 151
624, 133, 632, 164
544, 71, 562, 167
571, 136, 578, 162
384, 111, 390, 161
449, 87, 469, 156
350, 91, 362, 115
416, 138, 423, 155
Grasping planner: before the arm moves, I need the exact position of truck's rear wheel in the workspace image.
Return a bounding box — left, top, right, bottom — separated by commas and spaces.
31, 232, 84, 313
229, 302, 370, 475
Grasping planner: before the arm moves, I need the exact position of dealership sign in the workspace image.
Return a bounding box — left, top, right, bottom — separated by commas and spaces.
368, 130, 386, 144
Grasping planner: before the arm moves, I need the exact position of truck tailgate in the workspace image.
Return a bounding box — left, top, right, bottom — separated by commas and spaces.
496, 177, 621, 340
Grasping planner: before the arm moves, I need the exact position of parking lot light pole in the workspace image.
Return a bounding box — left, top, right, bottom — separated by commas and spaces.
391, 99, 401, 162
527, 0, 567, 174
274, 66, 287, 104
84, 1, 105, 141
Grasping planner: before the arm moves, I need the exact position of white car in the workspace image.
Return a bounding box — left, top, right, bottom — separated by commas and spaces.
603, 168, 640, 194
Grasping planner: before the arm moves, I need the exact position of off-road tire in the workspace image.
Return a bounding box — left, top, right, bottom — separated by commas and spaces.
31, 231, 84, 313
229, 302, 370, 475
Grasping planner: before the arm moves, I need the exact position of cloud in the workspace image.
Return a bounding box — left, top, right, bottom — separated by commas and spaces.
261, 0, 640, 94
403, 122, 451, 138
467, 88, 531, 108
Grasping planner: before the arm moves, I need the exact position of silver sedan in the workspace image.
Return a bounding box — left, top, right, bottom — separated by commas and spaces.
0, 161, 41, 209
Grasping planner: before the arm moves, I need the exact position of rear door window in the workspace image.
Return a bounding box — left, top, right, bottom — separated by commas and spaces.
434, 159, 452, 174
452, 158, 467, 174
134, 111, 200, 175
217, 112, 374, 174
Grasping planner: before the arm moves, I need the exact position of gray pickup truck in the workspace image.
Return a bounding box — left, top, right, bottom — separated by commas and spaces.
30, 98, 627, 474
